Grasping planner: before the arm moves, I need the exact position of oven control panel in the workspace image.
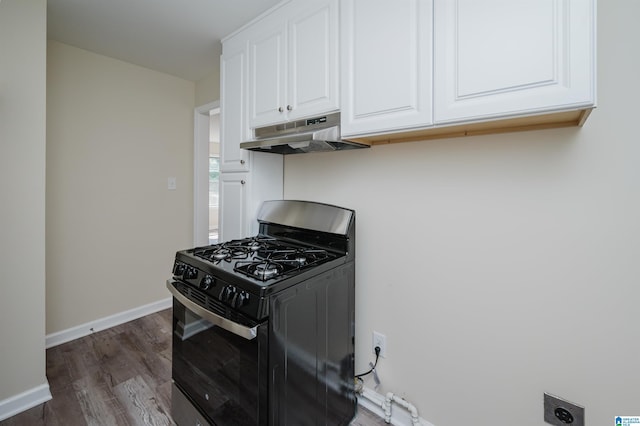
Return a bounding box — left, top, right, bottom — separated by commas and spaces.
219, 285, 250, 308
172, 260, 262, 319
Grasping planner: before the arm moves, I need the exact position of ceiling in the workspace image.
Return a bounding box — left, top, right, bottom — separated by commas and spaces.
47, 0, 282, 82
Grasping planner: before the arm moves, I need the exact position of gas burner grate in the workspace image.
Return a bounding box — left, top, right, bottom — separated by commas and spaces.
192, 236, 277, 263
233, 247, 332, 281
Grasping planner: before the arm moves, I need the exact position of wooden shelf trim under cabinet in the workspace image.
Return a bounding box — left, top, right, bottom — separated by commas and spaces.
344, 108, 593, 146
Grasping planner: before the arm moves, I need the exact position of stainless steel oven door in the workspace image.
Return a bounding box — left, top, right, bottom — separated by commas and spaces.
169, 281, 268, 426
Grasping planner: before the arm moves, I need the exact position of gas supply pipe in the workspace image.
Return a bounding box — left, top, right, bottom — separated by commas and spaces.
383, 392, 420, 425
356, 382, 422, 425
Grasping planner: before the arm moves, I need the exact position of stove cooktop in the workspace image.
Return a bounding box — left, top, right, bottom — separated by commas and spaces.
192, 236, 335, 281
171, 236, 345, 320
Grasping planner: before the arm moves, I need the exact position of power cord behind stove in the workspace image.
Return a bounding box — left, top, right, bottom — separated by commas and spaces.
355, 346, 381, 379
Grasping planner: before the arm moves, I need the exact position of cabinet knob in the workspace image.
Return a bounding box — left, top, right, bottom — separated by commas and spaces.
241, 180, 246, 185
287, 105, 292, 111
278, 107, 284, 113
240, 159, 245, 164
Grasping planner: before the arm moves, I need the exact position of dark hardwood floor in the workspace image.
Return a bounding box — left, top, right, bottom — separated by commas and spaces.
1, 309, 385, 426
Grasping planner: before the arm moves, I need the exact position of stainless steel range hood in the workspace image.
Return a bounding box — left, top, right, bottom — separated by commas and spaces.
240, 112, 370, 155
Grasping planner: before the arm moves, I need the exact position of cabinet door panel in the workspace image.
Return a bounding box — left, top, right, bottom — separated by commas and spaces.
288, 1, 339, 119
219, 173, 247, 241
249, 26, 286, 127
456, 1, 554, 97
341, 0, 433, 136
434, 0, 595, 124
220, 47, 250, 172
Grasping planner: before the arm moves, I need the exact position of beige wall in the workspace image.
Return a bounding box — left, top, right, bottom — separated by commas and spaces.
0, 0, 48, 402
46, 41, 195, 333
284, 2, 640, 425
195, 67, 221, 107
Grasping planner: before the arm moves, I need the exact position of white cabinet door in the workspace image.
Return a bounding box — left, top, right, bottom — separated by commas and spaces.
220, 39, 250, 172
218, 154, 283, 242
219, 173, 247, 241
248, 0, 339, 128
341, 0, 433, 137
433, 0, 596, 124
248, 20, 287, 128
287, 0, 339, 120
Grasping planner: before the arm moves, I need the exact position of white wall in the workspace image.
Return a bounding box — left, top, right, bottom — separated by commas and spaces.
46, 41, 195, 334
0, 0, 48, 407
284, 2, 640, 425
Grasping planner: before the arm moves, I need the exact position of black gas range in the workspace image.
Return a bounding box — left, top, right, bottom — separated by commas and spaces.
168, 200, 356, 426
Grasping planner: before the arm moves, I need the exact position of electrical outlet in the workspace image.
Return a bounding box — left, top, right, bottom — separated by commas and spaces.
544, 393, 584, 426
372, 331, 386, 358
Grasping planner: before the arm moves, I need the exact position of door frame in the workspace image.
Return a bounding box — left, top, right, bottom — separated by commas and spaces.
193, 100, 220, 246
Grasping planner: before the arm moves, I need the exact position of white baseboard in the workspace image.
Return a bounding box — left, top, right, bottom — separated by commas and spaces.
0, 383, 52, 422
358, 386, 435, 426
45, 297, 172, 349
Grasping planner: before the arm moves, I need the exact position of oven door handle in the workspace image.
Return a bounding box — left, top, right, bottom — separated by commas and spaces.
167, 280, 258, 340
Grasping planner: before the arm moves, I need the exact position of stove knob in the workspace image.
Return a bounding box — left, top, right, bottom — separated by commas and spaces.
233, 290, 250, 308
173, 262, 186, 277
200, 275, 214, 290
227, 286, 237, 302
184, 267, 198, 280
219, 285, 236, 302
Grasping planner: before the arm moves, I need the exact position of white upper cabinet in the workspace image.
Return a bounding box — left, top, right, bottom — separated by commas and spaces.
341, 0, 433, 137
247, 14, 286, 128
220, 36, 250, 172
288, 0, 339, 120
433, 0, 596, 124
341, 0, 595, 141
220, 21, 284, 241
248, 0, 339, 128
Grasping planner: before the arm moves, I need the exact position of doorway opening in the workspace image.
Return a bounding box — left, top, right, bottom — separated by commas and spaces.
208, 110, 220, 244
194, 100, 220, 247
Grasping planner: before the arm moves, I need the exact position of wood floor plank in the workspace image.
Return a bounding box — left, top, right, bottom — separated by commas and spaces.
46, 346, 73, 393
0, 309, 388, 426
153, 380, 174, 421
119, 330, 171, 389
45, 383, 85, 426
113, 376, 173, 426
0, 404, 45, 426
74, 371, 131, 426
60, 338, 102, 385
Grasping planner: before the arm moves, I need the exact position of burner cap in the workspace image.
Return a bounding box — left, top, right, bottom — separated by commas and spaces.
212, 251, 229, 260
248, 241, 262, 251
254, 263, 280, 279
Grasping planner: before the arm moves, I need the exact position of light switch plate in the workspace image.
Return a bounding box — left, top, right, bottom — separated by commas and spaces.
168, 177, 177, 190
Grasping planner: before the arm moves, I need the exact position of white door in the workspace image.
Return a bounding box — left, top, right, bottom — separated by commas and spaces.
433, 0, 596, 124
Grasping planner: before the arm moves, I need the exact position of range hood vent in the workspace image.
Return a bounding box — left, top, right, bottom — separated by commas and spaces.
240, 112, 369, 155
